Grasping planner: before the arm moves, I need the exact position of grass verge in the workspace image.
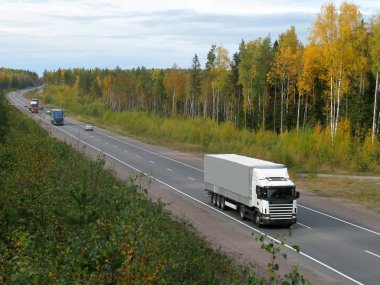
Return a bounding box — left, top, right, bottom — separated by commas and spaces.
295, 177, 380, 213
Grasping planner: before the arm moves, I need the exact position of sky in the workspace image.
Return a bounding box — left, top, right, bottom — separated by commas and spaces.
0, 0, 379, 76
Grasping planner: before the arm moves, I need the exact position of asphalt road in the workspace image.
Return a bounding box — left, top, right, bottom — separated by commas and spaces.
7, 90, 380, 285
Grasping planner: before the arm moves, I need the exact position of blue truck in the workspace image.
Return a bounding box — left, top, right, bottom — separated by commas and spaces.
50, 109, 64, 125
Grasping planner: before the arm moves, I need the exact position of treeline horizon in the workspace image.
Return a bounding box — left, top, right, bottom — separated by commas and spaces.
0, 68, 41, 90
42, 2, 379, 142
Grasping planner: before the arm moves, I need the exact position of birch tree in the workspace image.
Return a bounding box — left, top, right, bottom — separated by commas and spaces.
370, 14, 380, 143
163, 64, 185, 116
239, 39, 261, 128
214, 45, 230, 122
298, 44, 323, 129
309, 2, 367, 140
268, 27, 300, 133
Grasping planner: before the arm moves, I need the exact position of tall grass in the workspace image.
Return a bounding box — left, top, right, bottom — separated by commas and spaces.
39, 84, 380, 174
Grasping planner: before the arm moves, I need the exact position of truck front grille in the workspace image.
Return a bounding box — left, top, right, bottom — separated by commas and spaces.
269, 204, 293, 220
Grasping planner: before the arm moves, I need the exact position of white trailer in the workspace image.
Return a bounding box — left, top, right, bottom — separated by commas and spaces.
204, 154, 299, 227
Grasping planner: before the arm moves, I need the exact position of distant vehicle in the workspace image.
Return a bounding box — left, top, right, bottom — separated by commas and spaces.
50, 109, 64, 125
84, 123, 93, 131
46, 109, 51, 115
29, 98, 39, 113
204, 154, 299, 227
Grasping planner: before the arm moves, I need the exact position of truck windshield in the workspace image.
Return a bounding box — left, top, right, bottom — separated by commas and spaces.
265, 187, 295, 200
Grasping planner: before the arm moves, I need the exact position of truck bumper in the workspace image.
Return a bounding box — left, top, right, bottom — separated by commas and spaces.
260, 214, 297, 226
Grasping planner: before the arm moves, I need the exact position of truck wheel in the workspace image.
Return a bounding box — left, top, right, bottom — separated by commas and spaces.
216, 195, 221, 208
210, 193, 214, 204
255, 213, 262, 227
220, 197, 226, 210
239, 206, 246, 220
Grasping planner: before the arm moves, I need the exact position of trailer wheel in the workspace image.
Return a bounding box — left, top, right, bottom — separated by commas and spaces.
220, 197, 226, 210
210, 193, 214, 204
212, 194, 218, 206
216, 195, 221, 208
239, 206, 246, 220
255, 213, 262, 227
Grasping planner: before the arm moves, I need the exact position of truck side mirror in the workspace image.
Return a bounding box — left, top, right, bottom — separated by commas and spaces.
295, 191, 300, 199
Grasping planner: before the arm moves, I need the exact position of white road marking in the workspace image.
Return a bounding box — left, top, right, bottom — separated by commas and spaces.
114, 145, 117, 148
136, 154, 140, 158
188, 177, 194, 181
150, 161, 155, 164
105, 141, 108, 144
167, 168, 173, 172
365, 250, 380, 259
297, 222, 311, 229
90, 136, 94, 138
124, 150, 128, 153
299, 205, 380, 237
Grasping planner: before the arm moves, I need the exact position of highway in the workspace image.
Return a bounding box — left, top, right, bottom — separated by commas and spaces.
7, 90, 380, 285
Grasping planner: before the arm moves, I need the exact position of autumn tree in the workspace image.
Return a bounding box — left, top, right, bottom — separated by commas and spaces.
309, 2, 367, 140
370, 14, 380, 143
239, 39, 260, 128
103, 74, 114, 108
163, 64, 185, 116
268, 26, 301, 133
297, 44, 323, 129
214, 45, 230, 122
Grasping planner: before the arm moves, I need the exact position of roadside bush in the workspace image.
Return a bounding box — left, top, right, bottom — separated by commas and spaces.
0, 92, 9, 144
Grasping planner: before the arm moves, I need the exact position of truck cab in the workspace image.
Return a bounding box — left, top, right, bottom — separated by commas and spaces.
254, 177, 299, 226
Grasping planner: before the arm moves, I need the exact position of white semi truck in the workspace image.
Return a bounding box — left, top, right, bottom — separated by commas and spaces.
204, 154, 299, 227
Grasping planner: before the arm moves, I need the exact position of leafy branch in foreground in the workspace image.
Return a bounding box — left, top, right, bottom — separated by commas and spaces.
253, 229, 310, 285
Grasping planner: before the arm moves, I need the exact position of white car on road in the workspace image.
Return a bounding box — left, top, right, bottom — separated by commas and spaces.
84, 123, 93, 131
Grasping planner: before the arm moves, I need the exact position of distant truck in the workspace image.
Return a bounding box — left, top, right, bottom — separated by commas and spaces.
204, 154, 299, 227
29, 98, 39, 113
50, 109, 64, 125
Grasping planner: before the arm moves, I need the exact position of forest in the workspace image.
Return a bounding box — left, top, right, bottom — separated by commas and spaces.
43, 2, 380, 143
0, 68, 40, 90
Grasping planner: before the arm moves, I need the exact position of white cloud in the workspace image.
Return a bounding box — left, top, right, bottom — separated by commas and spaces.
0, 0, 378, 74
